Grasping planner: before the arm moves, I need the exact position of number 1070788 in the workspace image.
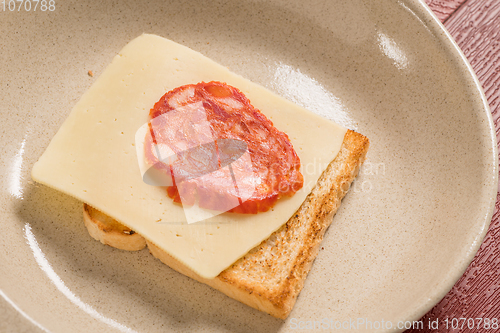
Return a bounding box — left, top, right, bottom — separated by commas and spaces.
1, 0, 55, 11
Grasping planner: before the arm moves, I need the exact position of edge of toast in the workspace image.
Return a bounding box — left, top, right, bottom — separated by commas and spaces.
83, 204, 147, 251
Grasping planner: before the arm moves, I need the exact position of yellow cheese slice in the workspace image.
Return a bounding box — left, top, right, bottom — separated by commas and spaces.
31, 34, 347, 279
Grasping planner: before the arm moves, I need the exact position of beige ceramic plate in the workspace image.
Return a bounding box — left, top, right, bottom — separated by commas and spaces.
1, 0, 497, 332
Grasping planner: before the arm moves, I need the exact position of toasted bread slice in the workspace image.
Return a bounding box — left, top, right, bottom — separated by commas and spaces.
83, 204, 146, 251
82, 129, 369, 318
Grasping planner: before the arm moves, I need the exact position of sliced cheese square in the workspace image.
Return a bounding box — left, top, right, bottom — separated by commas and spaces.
31, 34, 347, 279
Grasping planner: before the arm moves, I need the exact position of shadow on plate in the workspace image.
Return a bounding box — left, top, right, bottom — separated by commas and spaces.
15, 183, 284, 333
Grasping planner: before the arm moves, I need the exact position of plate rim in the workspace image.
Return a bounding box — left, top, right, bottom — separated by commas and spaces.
394, 0, 498, 328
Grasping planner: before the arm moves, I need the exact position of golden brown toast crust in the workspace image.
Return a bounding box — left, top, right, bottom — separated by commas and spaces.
83, 129, 369, 319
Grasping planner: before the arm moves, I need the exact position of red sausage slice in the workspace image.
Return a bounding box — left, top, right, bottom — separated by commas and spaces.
146, 81, 303, 214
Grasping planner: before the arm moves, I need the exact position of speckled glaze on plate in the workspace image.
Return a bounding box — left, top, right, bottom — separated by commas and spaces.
0, 0, 497, 332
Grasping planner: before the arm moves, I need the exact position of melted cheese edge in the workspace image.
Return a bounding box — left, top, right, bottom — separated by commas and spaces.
31, 34, 347, 279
